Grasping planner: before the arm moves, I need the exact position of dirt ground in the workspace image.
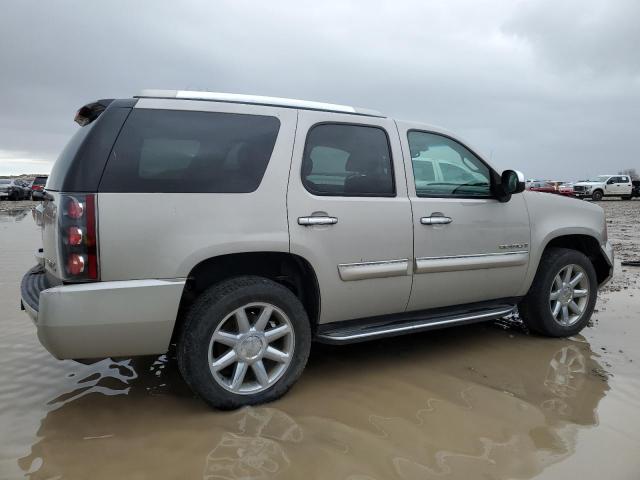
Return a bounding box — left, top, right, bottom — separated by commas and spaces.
0, 199, 639, 480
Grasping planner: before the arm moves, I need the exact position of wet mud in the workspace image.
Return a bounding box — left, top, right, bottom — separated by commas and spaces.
1, 199, 639, 479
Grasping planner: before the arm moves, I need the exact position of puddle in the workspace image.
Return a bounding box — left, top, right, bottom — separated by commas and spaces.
1, 200, 639, 479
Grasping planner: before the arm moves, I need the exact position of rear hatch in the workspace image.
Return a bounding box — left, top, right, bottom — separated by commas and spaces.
38, 98, 136, 283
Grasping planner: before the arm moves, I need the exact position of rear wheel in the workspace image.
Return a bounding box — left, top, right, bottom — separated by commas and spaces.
519, 248, 597, 337
591, 190, 603, 201
177, 276, 311, 409
622, 195, 632, 201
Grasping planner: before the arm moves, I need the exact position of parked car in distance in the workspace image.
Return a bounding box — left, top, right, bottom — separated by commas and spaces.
573, 175, 633, 201
527, 181, 556, 193
21, 90, 613, 409
558, 183, 575, 197
526, 181, 573, 197
14, 179, 32, 200
0, 179, 11, 199
0, 178, 31, 200
30, 176, 48, 200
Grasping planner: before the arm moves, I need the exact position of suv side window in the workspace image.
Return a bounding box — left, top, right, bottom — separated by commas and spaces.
408, 131, 491, 197
301, 124, 395, 196
100, 109, 280, 193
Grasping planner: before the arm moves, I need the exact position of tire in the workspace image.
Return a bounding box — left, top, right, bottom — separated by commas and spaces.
519, 247, 598, 337
622, 195, 632, 201
177, 276, 311, 409
591, 190, 603, 201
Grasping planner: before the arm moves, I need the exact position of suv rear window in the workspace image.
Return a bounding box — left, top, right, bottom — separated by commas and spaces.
100, 109, 280, 193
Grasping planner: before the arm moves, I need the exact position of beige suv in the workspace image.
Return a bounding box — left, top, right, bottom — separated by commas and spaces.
21, 90, 613, 409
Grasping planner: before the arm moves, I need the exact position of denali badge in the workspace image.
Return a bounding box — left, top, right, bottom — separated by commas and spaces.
498, 243, 529, 250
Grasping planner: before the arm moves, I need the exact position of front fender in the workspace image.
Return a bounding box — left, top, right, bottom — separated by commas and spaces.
520, 192, 606, 295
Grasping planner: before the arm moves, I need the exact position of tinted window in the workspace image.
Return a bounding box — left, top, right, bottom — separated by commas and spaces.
47, 122, 97, 190
302, 124, 394, 196
33, 177, 47, 185
408, 131, 491, 197
100, 109, 280, 193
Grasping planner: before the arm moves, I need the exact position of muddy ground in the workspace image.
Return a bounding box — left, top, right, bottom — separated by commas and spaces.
0, 199, 639, 479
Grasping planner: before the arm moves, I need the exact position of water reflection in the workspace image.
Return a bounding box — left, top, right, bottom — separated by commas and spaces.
203, 408, 302, 480
0, 206, 31, 222
18, 325, 609, 480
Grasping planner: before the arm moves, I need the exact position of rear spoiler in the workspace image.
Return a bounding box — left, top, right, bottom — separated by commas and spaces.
74, 99, 114, 126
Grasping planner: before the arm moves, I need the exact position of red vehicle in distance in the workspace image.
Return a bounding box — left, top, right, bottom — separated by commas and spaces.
526, 181, 574, 197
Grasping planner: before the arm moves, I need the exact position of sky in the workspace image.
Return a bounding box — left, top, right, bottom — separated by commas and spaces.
1, 0, 638, 179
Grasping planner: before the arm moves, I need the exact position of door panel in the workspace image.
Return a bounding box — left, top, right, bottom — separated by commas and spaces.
408, 196, 531, 310
396, 121, 531, 311
287, 111, 413, 324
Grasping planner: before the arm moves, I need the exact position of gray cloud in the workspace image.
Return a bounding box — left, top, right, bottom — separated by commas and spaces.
504, 0, 640, 75
1, 0, 638, 179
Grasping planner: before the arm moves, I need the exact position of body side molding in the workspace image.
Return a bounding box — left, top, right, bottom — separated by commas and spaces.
415, 251, 529, 274
338, 258, 410, 281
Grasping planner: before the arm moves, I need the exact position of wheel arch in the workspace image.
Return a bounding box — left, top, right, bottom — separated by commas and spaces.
539, 234, 611, 286
172, 252, 321, 343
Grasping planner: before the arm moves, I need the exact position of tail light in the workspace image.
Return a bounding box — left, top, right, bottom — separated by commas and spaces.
59, 194, 99, 281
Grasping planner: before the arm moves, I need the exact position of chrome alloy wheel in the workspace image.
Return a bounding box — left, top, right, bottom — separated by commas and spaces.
208, 302, 295, 395
549, 264, 590, 327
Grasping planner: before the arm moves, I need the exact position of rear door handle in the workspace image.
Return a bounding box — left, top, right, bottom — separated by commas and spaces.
298, 216, 338, 226
420, 215, 452, 225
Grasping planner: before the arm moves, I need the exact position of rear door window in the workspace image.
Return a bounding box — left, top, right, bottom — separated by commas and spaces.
301, 123, 395, 196
100, 109, 280, 193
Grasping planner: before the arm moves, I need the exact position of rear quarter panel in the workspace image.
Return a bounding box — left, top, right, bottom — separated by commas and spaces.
520, 191, 606, 295
97, 100, 297, 281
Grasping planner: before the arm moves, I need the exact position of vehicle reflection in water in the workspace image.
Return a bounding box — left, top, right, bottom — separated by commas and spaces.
0, 207, 31, 223
18, 323, 609, 480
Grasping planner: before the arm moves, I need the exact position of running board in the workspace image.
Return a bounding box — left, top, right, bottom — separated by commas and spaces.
315, 304, 516, 344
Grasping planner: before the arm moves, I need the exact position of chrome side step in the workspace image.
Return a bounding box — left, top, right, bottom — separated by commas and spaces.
315, 305, 516, 345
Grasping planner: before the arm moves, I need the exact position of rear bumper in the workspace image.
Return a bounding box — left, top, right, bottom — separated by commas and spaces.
20, 266, 185, 360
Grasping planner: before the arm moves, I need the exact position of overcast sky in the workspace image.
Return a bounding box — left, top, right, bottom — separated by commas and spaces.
1, 0, 638, 179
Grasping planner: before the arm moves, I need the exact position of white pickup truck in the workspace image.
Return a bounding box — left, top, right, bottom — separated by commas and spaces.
573, 175, 633, 201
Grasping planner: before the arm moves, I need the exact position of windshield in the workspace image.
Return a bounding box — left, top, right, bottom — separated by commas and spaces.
587, 175, 610, 182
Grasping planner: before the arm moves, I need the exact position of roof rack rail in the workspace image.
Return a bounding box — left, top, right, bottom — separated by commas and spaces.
135, 90, 384, 117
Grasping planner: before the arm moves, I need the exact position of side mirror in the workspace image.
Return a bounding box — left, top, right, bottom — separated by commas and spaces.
495, 170, 525, 202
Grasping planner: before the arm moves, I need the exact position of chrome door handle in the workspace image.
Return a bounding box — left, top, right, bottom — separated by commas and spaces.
421, 215, 452, 225
298, 216, 338, 226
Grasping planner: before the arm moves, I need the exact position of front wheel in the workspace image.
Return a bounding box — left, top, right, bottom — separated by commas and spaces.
519, 248, 598, 337
591, 190, 603, 201
177, 276, 311, 409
